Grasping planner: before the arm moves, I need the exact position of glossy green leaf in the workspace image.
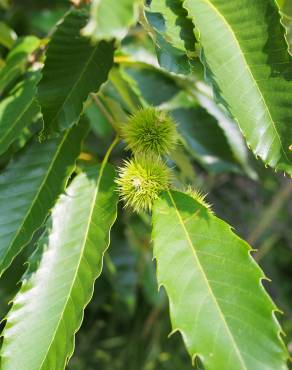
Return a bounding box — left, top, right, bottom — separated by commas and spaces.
38, 8, 114, 137
0, 71, 40, 155
0, 22, 17, 49
152, 190, 288, 369
0, 36, 40, 94
83, 0, 141, 41
0, 164, 118, 370
0, 121, 88, 276
183, 0, 292, 175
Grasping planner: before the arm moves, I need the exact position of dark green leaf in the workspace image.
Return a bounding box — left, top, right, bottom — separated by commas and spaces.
124, 65, 180, 106
145, 0, 196, 74
172, 107, 240, 173
0, 121, 88, 276
0, 71, 40, 155
38, 9, 115, 136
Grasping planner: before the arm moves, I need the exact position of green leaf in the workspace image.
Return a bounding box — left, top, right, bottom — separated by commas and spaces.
83, 0, 141, 41
0, 36, 40, 94
0, 164, 118, 370
172, 107, 241, 173
145, 0, 196, 74
109, 67, 142, 112
38, 8, 115, 137
152, 190, 288, 369
0, 121, 88, 276
85, 100, 114, 139
183, 0, 292, 175
0, 71, 40, 155
123, 65, 180, 106
0, 22, 17, 49
191, 83, 257, 179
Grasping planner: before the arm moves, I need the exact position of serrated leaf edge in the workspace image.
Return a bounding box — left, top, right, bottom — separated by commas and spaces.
182, 0, 292, 177
153, 190, 288, 369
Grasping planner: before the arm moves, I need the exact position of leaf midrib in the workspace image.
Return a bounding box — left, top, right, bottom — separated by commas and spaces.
39, 162, 111, 370
50, 41, 101, 130
188, 0, 291, 164
0, 98, 35, 150
167, 190, 247, 370
0, 130, 69, 276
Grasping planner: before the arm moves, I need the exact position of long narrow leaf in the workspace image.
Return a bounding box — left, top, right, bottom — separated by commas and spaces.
183, 0, 292, 175
38, 8, 114, 136
0, 164, 118, 370
0, 71, 40, 155
0, 121, 88, 276
152, 190, 288, 369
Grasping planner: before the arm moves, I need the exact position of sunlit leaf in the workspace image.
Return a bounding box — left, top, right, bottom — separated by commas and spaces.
183, 0, 292, 175
83, 0, 141, 41
0, 164, 118, 370
153, 190, 288, 369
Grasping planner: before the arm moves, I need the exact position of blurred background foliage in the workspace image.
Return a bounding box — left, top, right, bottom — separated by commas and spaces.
0, 1, 291, 369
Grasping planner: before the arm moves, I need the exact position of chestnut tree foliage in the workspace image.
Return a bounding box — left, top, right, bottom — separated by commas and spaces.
0, 0, 291, 369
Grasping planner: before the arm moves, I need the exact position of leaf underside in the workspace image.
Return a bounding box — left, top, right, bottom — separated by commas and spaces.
0, 164, 118, 370
152, 190, 288, 370
183, 0, 292, 175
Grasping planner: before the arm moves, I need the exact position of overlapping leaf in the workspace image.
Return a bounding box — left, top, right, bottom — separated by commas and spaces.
83, 0, 141, 41
152, 190, 288, 370
38, 8, 115, 136
0, 71, 40, 155
145, 0, 196, 74
191, 83, 257, 178
172, 107, 241, 173
0, 164, 118, 370
0, 121, 88, 276
183, 0, 292, 175
123, 65, 180, 106
0, 36, 40, 94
